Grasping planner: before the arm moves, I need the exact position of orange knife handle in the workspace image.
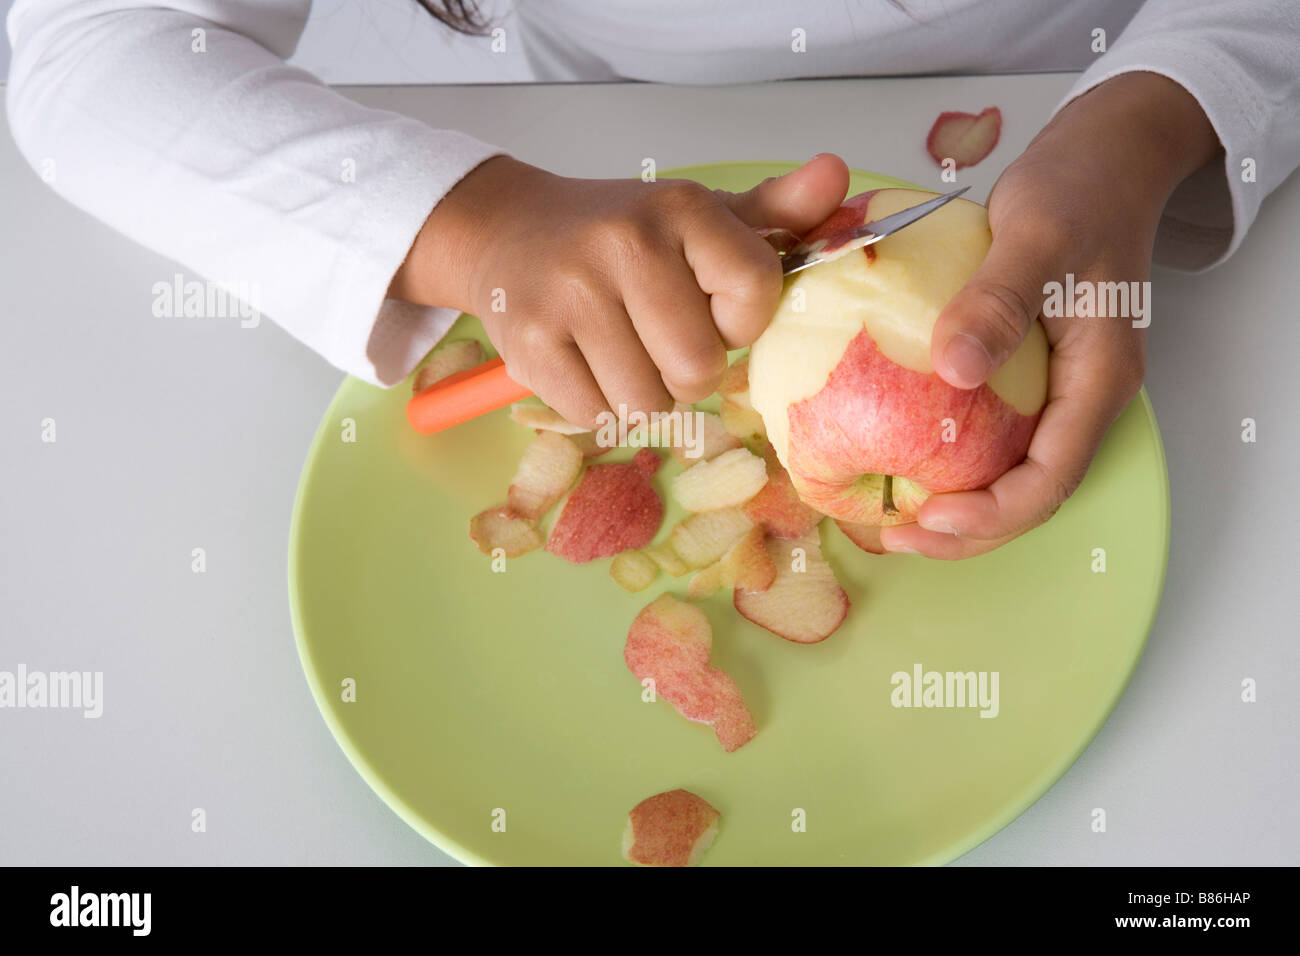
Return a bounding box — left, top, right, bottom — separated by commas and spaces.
406, 357, 533, 434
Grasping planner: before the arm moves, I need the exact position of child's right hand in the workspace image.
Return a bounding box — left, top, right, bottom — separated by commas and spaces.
390, 153, 850, 427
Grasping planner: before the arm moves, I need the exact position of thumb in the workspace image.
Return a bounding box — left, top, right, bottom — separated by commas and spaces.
931, 224, 1061, 389
718, 153, 850, 233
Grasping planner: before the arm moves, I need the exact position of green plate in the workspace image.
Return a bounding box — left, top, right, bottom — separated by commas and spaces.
288, 162, 1169, 866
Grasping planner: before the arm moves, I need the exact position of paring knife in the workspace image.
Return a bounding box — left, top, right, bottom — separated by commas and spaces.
774, 185, 968, 274
406, 186, 971, 435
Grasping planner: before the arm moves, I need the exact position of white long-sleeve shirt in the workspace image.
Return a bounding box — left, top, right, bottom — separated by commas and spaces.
7, 1, 1299, 386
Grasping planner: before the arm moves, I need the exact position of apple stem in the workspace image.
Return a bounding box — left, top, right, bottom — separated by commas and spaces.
882, 475, 897, 515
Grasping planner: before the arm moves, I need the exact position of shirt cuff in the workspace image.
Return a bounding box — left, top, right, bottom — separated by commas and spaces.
1052, 42, 1265, 272
328, 127, 506, 386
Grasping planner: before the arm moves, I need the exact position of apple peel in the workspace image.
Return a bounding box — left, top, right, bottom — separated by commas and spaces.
643, 542, 690, 578
668, 507, 753, 569
742, 444, 824, 539
835, 519, 886, 555
624, 594, 757, 753
734, 529, 849, 644
412, 339, 485, 394
610, 549, 659, 592
547, 451, 665, 563
926, 106, 1002, 170
508, 402, 589, 435
469, 506, 543, 558
670, 446, 767, 512
622, 789, 721, 867
670, 410, 742, 465
506, 431, 583, 521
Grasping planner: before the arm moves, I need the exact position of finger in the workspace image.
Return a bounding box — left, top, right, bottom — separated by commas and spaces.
503, 334, 609, 431
680, 208, 784, 348
717, 153, 851, 233
573, 308, 675, 419
931, 220, 1068, 389
905, 349, 1139, 543
878, 522, 1021, 560
621, 253, 729, 402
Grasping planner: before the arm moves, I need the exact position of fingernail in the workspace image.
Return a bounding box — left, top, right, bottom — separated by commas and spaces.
887, 544, 919, 554
943, 334, 992, 387
919, 517, 959, 536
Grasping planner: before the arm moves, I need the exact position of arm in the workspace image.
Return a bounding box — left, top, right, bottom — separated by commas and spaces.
885, 0, 1300, 557
5, 0, 505, 385
1054, 0, 1300, 272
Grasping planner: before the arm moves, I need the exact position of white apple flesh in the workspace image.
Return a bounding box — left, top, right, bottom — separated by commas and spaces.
749, 188, 1049, 526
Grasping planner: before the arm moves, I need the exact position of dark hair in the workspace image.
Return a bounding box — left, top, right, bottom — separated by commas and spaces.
414, 0, 491, 36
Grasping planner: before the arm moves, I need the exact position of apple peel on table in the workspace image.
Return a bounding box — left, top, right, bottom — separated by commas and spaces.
624, 594, 757, 752
717, 357, 768, 444
834, 518, 886, 555
643, 542, 690, 577
734, 528, 850, 644
548, 448, 664, 563
411, 339, 485, 394
610, 549, 659, 592
742, 443, 824, 539
667, 507, 753, 569
688, 525, 777, 599
669, 409, 742, 465
468, 506, 544, 558
506, 431, 583, 521
509, 403, 606, 458
670, 446, 768, 512
748, 187, 1049, 527
926, 106, 1002, 169
622, 789, 721, 867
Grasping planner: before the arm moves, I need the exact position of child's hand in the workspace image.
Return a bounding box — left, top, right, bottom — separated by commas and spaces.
882, 72, 1221, 558
393, 153, 850, 427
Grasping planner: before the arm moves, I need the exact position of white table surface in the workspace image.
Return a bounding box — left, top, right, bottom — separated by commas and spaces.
1, 74, 1297, 866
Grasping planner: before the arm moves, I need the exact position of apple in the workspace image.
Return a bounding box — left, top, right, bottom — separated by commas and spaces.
741, 443, 823, 539
748, 188, 1048, 526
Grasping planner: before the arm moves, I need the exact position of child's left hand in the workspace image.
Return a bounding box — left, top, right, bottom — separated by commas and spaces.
881, 71, 1221, 558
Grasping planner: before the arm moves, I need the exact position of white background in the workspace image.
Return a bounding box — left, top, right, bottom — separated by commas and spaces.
1, 5, 1298, 867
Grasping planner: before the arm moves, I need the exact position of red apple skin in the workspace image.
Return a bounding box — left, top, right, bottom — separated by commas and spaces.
834, 519, 886, 555
796, 190, 882, 256
624, 595, 756, 753
784, 329, 1040, 526
623, 789, 720, 867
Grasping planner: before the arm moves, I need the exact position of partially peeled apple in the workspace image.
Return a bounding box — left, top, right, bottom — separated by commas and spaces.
749, 188, 1049, 527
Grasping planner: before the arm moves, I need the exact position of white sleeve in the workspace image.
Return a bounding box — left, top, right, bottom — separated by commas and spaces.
1053, 0, 1300, 272
5, 0, 506, 386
